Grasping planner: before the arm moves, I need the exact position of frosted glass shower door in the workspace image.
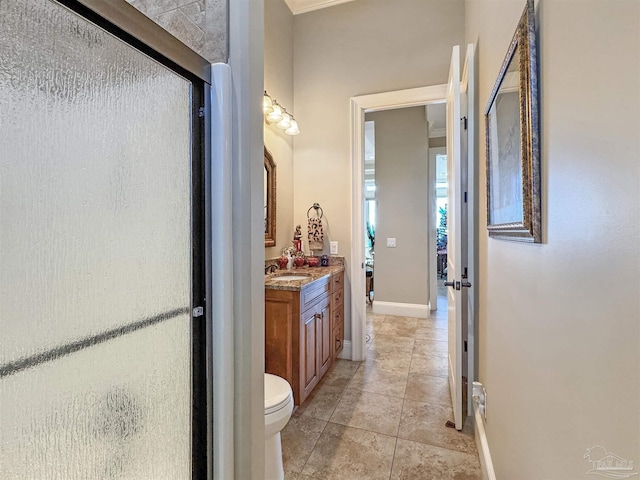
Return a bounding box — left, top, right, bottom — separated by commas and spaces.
0, 0, 199, 478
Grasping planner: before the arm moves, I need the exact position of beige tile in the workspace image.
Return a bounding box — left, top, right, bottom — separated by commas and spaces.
367, 319, 389, 335
329, 389, 404, 436
347, 364, 409, 398
203, 0, 227, 63
284, 472, 314, 480
376, 322, 417, 338
390, 438, 481, 480
409, 353, 448, 377
384, 315, 418, 329
281, 415, 327, 473
298, 384, 343, 421
398, 399, 477, 455
416, 317, 448, 330
365, 348, 412, 373
366, 313, 386, 323
371, 334, 415, 353
179, 1, 205, 31
414, 326, 448, 341
413, 339, 448, 355
155, 8, 205, 54
301, 423, 396, 479
321, 359, 360, 389
405, 373, 451, 405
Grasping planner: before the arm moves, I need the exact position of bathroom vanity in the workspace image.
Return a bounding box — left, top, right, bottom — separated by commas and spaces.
265, 265, 345, 406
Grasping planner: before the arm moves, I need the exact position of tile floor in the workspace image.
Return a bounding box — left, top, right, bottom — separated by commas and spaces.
280, 291, 481, 480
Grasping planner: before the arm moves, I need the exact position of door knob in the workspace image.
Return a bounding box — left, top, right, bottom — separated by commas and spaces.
444, 281, 455, 287
461, 281, 472, 288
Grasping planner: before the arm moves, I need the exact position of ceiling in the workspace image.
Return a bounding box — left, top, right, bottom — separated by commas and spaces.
284, 0, 356, 15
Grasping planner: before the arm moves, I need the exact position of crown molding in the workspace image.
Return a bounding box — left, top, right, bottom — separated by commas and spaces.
284, 0, 356, 15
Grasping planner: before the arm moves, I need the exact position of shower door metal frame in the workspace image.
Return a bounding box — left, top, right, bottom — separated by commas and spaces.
39, 1, 211, 478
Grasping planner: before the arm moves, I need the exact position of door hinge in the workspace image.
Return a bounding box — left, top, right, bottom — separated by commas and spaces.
464, 340, 468, 352
461, 116, 468, 130
464, 191, 467, 203
198, 106, 205, 118
193, 306, 204, 317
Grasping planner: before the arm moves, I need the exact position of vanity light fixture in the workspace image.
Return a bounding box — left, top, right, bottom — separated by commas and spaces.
285, 119, 300, 136
263, 91, 300, 136
263, 91, 274, 114
266, 102, 283, 123
277, 109, 292, 129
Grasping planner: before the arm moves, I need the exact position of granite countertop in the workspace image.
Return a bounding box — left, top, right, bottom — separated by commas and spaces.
264, 264, 345, 291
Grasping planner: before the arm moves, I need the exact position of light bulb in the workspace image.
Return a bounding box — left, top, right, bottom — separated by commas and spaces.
262, 92, 274, 114
266, 103, 283, 123
277, 111, 291, 129
285, 119, 300, 136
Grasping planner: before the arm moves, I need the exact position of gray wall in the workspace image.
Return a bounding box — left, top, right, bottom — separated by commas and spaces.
126, 0, 227, 63
293, 0, 465, 339
366, 107, 429, 306
466, 0, 640, 477
264, 0, 294, 258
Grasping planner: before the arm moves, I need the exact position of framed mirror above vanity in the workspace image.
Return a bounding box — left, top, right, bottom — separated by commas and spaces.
264, 146, 277, 247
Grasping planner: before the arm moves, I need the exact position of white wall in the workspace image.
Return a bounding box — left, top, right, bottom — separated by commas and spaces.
265, 0, 295, 258
293, 0, 465, 339
366, 107, 430, 306
466, 0, 640, 477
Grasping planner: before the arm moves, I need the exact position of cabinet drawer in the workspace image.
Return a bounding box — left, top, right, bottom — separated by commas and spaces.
331, 289, 344, 308
332, 323, 344, 359
332, 303, 343, 331
331, 272, 344, 293
301, 277, 330, 311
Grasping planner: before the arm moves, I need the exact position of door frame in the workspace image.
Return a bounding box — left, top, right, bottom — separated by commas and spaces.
349, 84, 447, 362
349, 71, 477, 418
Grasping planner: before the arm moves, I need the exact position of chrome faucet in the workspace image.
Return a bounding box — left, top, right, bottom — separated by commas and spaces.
265, 264, 278, 274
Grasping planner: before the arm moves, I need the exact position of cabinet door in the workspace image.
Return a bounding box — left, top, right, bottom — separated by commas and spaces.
301, 307, 320, 400
265, 293, 295, 385
317, 298, 332, 376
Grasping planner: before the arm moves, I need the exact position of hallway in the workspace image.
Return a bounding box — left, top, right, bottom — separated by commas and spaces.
280, 288, 481, 479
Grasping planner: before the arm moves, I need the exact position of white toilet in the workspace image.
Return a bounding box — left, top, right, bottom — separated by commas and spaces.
264, 373, 294, 480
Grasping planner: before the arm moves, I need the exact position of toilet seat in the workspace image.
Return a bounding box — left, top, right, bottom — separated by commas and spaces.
265, 373, 292, 415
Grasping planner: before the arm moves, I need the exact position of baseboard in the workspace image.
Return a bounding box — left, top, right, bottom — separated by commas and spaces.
473, 399, 496, 480
337, 340, 351, 360
372, 301, 430, 318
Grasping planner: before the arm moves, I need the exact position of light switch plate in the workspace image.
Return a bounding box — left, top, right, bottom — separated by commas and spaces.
386, 238, 396, 248
330, 241, 338, 254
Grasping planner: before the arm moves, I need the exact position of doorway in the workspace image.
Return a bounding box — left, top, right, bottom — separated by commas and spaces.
350, 43, 476, 423
350, 84, 448, 363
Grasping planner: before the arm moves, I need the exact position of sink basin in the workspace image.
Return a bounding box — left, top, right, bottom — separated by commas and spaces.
269, 275, 309, 281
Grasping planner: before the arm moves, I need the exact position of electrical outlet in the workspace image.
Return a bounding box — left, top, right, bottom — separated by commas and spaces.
386, 237, 397, 248
330, 241, 338, 255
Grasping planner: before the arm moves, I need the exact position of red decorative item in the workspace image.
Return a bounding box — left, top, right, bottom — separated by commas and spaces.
277, 256, 288, 269
294, 256, 305, 267
306, 256, 320, 267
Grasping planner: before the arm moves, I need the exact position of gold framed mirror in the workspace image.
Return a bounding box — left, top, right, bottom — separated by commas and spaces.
484, 0, 541, 243
264, 146, 277, 247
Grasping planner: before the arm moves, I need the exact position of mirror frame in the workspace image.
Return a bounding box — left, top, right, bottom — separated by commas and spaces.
484, 0, 541, 243
264, 146, 277, 247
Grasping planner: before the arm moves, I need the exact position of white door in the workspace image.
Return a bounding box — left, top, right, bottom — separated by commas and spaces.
446, 45, 467, 430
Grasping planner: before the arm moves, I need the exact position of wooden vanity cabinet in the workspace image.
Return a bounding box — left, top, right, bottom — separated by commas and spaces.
265, 269, 345, 406
331, 272, 345, 360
